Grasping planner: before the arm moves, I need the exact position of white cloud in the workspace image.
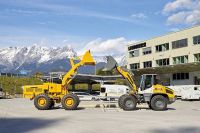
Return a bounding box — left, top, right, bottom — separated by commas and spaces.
185, 10, 200, 24
77, 37, 134, 56
169, 28, 180, 32
3, 2, 138, 23
163, 0, 200, 25
131, 13, 147, 19
35, 21, 56, 25
3, 9, 47, 16
0, 1, 149, 25
163, 0, 194, 13
82, 12, 136, 23
167, 11, 188, 24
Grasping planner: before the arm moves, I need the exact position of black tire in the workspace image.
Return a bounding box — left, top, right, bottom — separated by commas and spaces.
150, 95, 167, 111
61, 93, 80, 110
147, 102, 152, 109
50, 99, 55, 109
34, 93, 51, 110
121, 95, 137, 111
118, 94, 128, 108
73, 94, 80, 106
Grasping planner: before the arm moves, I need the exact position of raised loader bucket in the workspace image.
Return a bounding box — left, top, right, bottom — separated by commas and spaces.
103, 56, 118, 71
81, 50, 96, 65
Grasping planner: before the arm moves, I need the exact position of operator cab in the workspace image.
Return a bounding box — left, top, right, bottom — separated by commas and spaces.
139, 74, 160, 91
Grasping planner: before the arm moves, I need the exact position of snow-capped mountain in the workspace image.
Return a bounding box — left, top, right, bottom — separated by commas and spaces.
0, 45, 126, 74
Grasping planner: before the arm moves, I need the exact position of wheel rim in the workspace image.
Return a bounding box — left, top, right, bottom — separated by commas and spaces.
38, 98, 46, 106
125, 99, 134, 108
155, 100, 165, 109
65, 98, 74, 106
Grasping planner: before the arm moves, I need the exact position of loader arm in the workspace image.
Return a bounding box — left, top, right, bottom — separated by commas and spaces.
61, 50, 96, 89
104, 56, 137, 93
116, 66, 137, 93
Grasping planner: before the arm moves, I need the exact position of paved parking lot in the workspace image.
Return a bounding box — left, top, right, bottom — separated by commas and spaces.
0, 98, 200, 133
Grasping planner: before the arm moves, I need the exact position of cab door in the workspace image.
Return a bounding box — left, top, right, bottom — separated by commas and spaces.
139, 75, 154, 94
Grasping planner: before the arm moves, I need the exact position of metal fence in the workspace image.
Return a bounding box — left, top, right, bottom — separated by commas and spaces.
0, 73, 28, 77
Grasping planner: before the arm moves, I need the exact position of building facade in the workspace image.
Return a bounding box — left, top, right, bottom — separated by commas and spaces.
127, 25, 200, 86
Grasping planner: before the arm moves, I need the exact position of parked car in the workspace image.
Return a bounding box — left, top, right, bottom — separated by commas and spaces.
72, 92, 99, 101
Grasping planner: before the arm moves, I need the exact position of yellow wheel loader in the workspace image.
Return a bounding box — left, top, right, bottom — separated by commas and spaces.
104, 56, 176, 111
23, 50, 95, 110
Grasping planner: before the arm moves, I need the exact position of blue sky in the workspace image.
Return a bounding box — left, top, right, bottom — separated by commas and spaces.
0, 0, 199, 54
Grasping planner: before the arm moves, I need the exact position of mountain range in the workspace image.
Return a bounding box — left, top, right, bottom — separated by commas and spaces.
0, 45, 126, 74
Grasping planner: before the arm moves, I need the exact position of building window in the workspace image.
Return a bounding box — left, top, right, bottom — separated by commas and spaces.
156, 58, 170, 67
172, 38, 188, 49
173, 55, 188, 65
194, 53, 200, 62
130, 63, 140, 70
155, 43, 169, 52
143, 61, 152, 68
143, 47, 152, 55
172, 73, 189, 80
193, 35, 200, 45
128, 42, 146, 51
129, 50, 139, 58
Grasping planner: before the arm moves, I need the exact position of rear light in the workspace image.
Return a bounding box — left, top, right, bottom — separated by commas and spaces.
166, 89, 173, 94
155, 88, 163, 91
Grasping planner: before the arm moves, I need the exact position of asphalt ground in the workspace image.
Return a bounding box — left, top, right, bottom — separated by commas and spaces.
0, 98, 200, 133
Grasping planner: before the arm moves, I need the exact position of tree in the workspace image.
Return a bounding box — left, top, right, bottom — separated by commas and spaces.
96, 68, 113, 76
34, 72, 43, 78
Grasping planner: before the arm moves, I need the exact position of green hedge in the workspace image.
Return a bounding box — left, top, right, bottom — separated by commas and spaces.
0, 76, 43, 95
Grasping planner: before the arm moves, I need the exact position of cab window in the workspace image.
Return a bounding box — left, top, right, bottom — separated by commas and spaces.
140, 75, 153, 91
145, 75, 152, 89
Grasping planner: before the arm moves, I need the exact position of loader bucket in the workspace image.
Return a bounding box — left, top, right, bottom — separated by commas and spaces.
81, 50, 96, 65
103, 56, 118, 71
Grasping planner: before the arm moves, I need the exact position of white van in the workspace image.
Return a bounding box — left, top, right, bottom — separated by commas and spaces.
100, 84, 130, 100
169, 85, 200, 100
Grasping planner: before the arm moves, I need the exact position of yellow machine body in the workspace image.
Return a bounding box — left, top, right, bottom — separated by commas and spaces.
151, 84, 175, 102
105, 56, 176, 102
23, 50, 95, 103
23, 83, 63, 101
105, 56, 176, 110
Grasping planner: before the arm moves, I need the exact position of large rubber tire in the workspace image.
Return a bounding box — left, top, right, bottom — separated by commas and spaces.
150, 95, 167, 111
49, 99, 55, 109
147, 102, 152, 109
34, 93, 51, 110
118, 94, 128, 109
121, 95, 137, 111
61, 94, 80, 110
75, 94, 80, 106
